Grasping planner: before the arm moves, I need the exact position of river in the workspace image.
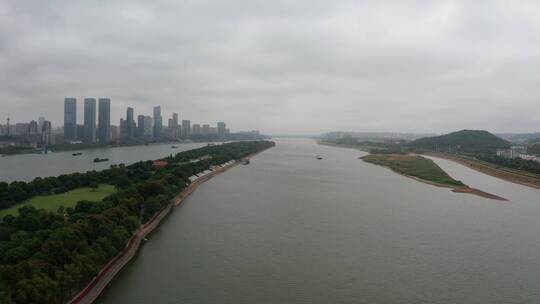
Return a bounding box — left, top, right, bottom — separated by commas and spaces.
86, 138, 540, 304
0, 142, 207, 182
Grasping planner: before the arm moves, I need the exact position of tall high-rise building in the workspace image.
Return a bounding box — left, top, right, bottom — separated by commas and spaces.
137, 115, 145, 139
119, 118, 127, 140
181, 120, 191, 138
217, 121, 226, 138
192, 124, 201, 135
41, 121, 54, 145
6, 116, 10, 136
153, 106, 162, 139
83, 98, 97, 143
64, 98, 77, 140
167, 118, 174, 139
126, 107, 134, 141
143, 116, 153, 137
172, 113, 179, 139
98, 98, 111, 144
38, 116, 45, 131
27, 120, 39, 134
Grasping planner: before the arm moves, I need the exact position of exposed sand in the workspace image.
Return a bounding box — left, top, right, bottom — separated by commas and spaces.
425, 152, 540, 190
359, 155, 508, 201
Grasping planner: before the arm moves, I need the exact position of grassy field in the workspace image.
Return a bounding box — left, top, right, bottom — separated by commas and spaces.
0, 184, 116, 217
362, 154, 465, 187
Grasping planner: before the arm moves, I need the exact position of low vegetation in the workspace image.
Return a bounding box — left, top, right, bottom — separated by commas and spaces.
476, 154, 540, 175
362, 154, 465, 187
0, 140, 275, 303
0, 185, 116, 217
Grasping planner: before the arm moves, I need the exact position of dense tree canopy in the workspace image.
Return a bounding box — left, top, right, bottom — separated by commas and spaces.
410, 130, 509, 155
0, 140, 274, 303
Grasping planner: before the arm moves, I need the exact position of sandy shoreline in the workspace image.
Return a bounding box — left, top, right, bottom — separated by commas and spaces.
366, 160, 507, 201
68, 149, 270, 304
318, 141, 511, 200
424, 152, 540, 191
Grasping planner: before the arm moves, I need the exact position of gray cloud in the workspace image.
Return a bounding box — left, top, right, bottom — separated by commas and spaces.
1, 0, 539, 134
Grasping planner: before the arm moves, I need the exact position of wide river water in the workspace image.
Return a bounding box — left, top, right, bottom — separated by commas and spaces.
0, 142, 207, 182
94, 138, 540, 304
4, 138, 540, 303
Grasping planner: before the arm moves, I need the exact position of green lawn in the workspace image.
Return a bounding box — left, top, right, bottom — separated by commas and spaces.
362, 154, 465, 187
0, 184, 116, 217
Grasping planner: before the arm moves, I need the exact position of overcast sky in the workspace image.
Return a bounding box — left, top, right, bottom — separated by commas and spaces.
1, 1, 539, 135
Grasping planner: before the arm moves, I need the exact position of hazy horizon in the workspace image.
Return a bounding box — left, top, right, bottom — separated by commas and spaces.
1, 1, 540, 134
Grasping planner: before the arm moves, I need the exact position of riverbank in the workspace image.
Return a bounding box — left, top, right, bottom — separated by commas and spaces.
425, 152, 540, 190
0, 140, 187, 156
361, 154, 507, 201
317, 140, 371, 152
67, 150, 269, 304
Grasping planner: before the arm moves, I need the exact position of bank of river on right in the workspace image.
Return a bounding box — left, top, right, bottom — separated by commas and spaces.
98, 138, 540, 304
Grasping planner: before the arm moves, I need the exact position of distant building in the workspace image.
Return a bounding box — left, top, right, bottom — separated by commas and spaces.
209, 127, 217, 135
64, 97, 77, 140
126, 107, 135, 141
41, 120, 54, 145
182, 120, 191, 138
119, 118, 127, 140
202, 124, 210, 134
38, 116, 45, 131
153, 160, 168, 168
98, 98, 111, 144
143, 116, 153, 138
172, 113, 179, 139
192, 124, 201, 135
110, 125, 119, 142
83, 98, 97, 143
153, 106, 162, 139
496, 145, 527, 159
76, 125, 85, 141
167, 118, 175, 139
27, 120, 39, 134
217, 121, 226, 138
15, 123, 29, 136
137, 115, 145, 139
519, 154, 538, 161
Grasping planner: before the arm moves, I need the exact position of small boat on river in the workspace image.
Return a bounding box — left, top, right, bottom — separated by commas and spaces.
93, 157, 109, 163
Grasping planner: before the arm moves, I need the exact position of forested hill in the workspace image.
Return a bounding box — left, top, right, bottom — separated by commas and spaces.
410, 130, 509, 154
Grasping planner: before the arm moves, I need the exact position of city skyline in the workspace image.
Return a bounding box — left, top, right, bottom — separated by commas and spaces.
0, 96, 250, 149
2, 2, 540, 134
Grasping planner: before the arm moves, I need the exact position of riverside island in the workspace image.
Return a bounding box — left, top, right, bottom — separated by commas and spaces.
0, 140, 275, 304
361, 153, 507, 200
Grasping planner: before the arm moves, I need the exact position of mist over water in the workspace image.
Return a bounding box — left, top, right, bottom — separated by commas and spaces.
94, 138, 540, 304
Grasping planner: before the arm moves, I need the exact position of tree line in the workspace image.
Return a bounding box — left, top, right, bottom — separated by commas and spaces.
0, 140, 275, 303
477, 154, 540, 175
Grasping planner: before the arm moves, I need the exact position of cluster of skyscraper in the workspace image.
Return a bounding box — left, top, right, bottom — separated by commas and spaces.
63, 98, 229, 144
0, 115, 54, 147
64, 98, 111, 143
